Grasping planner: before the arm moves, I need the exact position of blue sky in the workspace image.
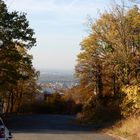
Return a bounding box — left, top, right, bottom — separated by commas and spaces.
5, 0, 133, 71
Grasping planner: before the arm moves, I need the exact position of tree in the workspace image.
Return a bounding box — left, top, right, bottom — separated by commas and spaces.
0, 0, 36, 86
76, 4, 140, 120
0, 0, 37, 114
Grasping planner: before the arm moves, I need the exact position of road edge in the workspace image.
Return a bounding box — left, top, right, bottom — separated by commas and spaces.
106, 133, 127, 140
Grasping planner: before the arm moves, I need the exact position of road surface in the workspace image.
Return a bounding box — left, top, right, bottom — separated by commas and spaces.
7, 115, 119, 140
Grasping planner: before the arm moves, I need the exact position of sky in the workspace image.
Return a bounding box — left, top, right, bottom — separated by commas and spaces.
4, 0, 133, 71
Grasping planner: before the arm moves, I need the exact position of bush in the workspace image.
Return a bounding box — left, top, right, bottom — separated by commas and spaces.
18, 93, 82, 115
121, 85, 140, 117
76, 94, 121, 123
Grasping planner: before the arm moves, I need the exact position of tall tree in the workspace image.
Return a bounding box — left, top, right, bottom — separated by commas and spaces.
76, 4, 140, 119
0, 0, 37, 113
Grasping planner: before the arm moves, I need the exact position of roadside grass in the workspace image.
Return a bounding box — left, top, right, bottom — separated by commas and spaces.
104, 116, 140, 140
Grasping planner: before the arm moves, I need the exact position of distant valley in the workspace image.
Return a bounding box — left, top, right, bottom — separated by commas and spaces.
38, 70, 79, 93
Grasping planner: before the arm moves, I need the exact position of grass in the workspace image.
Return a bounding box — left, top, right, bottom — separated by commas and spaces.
104, 116, 140, 140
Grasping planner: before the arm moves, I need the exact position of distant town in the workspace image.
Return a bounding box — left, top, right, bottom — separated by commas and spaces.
38, 70, 79, 94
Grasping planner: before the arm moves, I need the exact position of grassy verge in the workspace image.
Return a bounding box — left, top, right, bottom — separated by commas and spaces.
104, 116, 140, 140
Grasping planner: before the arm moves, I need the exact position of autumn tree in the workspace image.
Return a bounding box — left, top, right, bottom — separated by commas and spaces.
76, 4, 140, 121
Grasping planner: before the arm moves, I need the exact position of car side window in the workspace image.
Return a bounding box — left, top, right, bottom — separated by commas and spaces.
0, 120, 3, 125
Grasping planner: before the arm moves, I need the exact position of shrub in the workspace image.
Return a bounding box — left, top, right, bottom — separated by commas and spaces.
121, 85, 140, 117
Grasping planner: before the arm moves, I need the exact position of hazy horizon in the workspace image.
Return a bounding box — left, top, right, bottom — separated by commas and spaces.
39, 68, 75, 73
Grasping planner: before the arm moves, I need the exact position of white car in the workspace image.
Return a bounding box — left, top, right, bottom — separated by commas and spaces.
0, 118, 12, 140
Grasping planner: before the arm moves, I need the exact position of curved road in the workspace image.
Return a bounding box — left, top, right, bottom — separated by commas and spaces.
7, 115, 119, 140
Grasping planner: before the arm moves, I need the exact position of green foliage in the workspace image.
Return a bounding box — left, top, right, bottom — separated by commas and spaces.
0, 0, 38, 114
0, 0, 36, 88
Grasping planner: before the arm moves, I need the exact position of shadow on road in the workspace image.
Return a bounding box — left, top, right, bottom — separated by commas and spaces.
6, 114, 98, 134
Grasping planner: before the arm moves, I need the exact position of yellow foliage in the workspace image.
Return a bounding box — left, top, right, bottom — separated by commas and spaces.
121, 85, 140, 117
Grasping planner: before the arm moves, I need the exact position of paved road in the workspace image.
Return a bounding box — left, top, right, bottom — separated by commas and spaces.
7, 115, 119, 140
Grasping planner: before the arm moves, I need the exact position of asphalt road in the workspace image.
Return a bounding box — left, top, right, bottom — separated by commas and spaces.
7, 114, 119, 140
